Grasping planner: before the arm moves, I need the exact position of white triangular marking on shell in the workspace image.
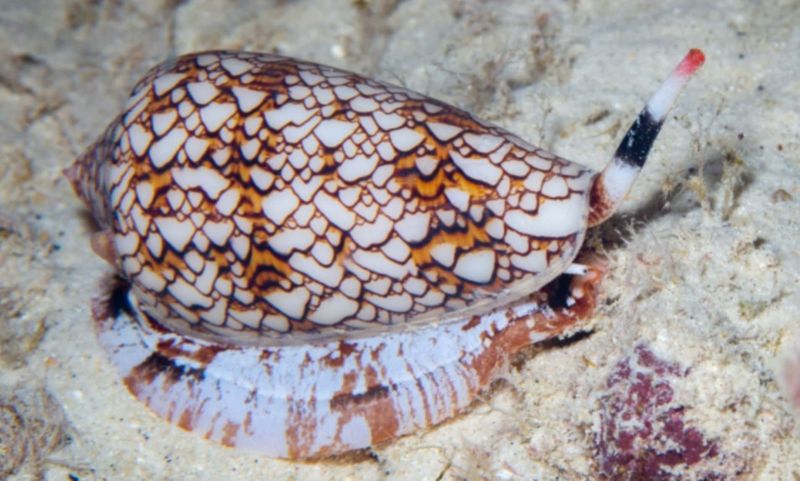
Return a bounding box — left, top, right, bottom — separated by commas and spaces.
373, 111, 405, 130
128, 123, 153, 157
187, 81, 220, 105
417, 288, 445, 306
339, 154, 379, 182
199, 103, 236, 133
334, 85, 359, 101
262, 189, 300, 225
311, 242, 334, 265
463, 133, 504, 154
312, 86, 335, 105
263, 286, 310, 319
145, 232, 163, 257
266, 152, 287, 171
510, 250, 548, 273
486, 218, 505, 239
195, 53, 218, 67
200, 303, 228, 328
338, 186, 361, 207
194, 261, 218, 295
351, 214, 393, 248
172, 166, 230, 199
216, 189, 241, 216
183, 250, 205, 273
124, 97, 149, 126
136, 267, 166, 292
352, 250, 409, 280
309, 293, 359, 325
268, 228, 316, 256
213, 276, 232, 296
114, 231, 139, 256
135, 182, 155, 208
152, 73, 186, 96
211, 147, 232, 167
541, 176, 569, 197
241, 138, 260, 160
382, 197, 404, 220
502, 159, 531, 177
221, 57, 254, 76
453, 249, 495, 283
302, 136, 320, 155
427, 122, 462, 141
166, 188, 185, 210
444, 187, 470, 212
504, 194, 587, 237
504, 229, 528, 253
381, 237, 410, 263
229, 308, 264, 329
298, 70, 325, 86
365, 292, 412, 312
350, 96, 379, 113
389, 128, 424, 152
244, 116, 263, 136
371, 165, 394, 187
430, 243, 456, 268
292, 204, 315, 227
250, 166, 275, 191
520, 193, 538, 212
184, 137, 210, 162
315, 191, 356, 230
130, 204, 150, 236
291, 175, 324, 202
415, 156, 439, 176
262, 314, 289, 332
288, 149, 308, 169
151, 110, 178, 137
314, 119, 358, 148
489, 142, 513, 164
230, 234, 251, 260
203, 219, 235, 245
451, 151, 503, 186
284, 116, 321, 144
149, 127, 188, 168
376, 142, 396, 161
168, 276, 212, 308
402, 276, 427, 296
289, 85, 311, 100
290, 253, 345, 288
264, 103, 315, 130
363, 276, 390, 295
394, 212, 430, 243
339, 277, 362, 299
232, 86, 267, 113
233, 215, 253, 235
154, 217, 195, 251
524, 171, 545, 191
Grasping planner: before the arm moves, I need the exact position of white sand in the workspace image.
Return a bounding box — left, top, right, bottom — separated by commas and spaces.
1, 0, 799, 479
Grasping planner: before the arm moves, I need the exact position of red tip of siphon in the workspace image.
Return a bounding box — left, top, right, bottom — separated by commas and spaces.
677, 49, 706, 77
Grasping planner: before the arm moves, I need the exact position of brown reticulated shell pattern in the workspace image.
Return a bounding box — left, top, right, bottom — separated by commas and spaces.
79, 51, 596, 344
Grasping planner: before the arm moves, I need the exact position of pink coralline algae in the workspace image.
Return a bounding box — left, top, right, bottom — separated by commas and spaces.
594, 344, 723, 481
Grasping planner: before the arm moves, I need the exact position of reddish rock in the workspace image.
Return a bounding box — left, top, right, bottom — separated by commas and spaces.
594, 344, 723, 481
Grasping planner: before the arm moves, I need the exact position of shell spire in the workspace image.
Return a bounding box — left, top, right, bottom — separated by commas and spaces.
588, 49, 705, 226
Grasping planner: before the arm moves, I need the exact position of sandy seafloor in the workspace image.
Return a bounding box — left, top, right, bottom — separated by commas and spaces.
1, 0, 799, 479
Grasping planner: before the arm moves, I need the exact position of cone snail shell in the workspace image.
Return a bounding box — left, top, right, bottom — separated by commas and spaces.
65, 49, 704, 459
